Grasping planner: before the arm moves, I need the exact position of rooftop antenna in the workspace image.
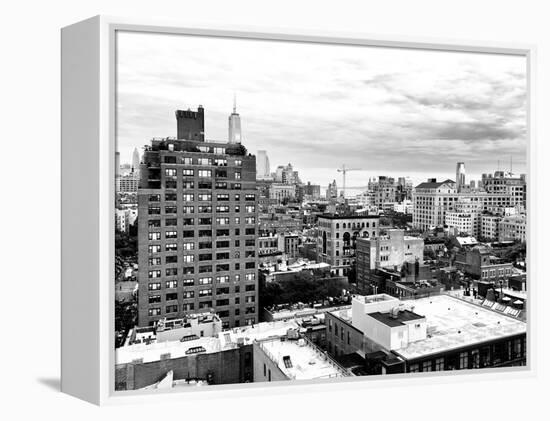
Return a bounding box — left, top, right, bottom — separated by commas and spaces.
510, 155, 513, 174
233, 92, 237, 114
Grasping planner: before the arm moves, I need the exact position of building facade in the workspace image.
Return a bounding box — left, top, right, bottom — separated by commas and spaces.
137, 108, 258, 329
316, 215, 380, 276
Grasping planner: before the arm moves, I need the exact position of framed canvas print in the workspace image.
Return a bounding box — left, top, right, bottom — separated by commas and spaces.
61, 16, 535, 405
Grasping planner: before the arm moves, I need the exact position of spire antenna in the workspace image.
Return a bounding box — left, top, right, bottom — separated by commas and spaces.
233, 93, 237, 113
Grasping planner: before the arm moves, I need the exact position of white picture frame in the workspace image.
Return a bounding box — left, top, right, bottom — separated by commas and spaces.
61, 15, 537, 405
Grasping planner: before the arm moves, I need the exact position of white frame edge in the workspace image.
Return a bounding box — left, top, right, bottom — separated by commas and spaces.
60, 15, 537, 406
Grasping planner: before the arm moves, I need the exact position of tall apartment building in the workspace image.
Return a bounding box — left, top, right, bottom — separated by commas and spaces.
117, 172, 140, 193
316, 215, 380, 276
413, 178, 525, 231
326, 179, 338, 200
303, 181, 321, 200
137, 107, 258, 329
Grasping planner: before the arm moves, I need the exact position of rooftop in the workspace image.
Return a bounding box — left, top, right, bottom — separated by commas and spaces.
258, 338, 348, 380
368, 310, 426, 327
392, 294, 526, 360
116, 320, 301, 365
318, 214, 380, 220
415, 179, 455, 189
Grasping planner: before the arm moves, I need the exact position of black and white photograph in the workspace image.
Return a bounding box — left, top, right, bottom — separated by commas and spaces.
113, 31, 528, 391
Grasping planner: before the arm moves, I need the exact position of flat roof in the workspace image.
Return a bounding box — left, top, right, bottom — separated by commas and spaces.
368, 310, 425, 327
318, 214, 379, 220
116, 320, 300, 365
259, 338, 347, 380
393, 294, 526, 360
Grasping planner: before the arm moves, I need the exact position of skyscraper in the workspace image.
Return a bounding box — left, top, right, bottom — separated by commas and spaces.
137, 106, 258, 329
455, 162, 466, 192
228, 95, 242, 144
132, 147, 141, 174
256, 150, 271, 179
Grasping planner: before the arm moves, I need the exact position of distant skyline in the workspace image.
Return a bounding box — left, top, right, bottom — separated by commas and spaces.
116, 31, 527, 188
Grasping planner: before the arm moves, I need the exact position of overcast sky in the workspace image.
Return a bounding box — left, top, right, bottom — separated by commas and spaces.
116, 31, 527, 190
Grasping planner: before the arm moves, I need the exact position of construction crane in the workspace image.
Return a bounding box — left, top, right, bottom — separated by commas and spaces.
337, 165, 362, 197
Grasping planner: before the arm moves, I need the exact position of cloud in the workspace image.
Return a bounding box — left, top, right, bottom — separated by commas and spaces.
115, 31, 527, 185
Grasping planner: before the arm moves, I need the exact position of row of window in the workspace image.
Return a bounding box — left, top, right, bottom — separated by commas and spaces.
162, 180, 243, 190
148, 304, 256, 317
148, 292, 256, 304
149, 276, 256, 291
164, 156, 241, 167
165, 167, 242, 179
149, 204, 255, 213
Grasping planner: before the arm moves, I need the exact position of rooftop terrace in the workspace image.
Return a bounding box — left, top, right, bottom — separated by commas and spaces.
258, 337, 349, 380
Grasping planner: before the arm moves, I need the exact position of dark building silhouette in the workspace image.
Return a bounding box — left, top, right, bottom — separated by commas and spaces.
176, 106, 205, 141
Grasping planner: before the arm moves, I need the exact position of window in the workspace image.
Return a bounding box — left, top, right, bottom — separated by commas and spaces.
165, 280, 177, 289
198, 205, 212, 213
183, 291, 194, 299
214, 158, 227, 166
199, 241, 212, 250
217, 229, 230, 236
148, 245, 161, 254
245, 296, 255, 303
165, 180, 177, 189
216, 264, 230, 272
148, 295, 161, 304
245, 194, 255, 201
216, 217, 230, 225
216, 169, 227, 178
199, 265, 212, 273
217, 194, 229, 201
245, 228, 255, 235
165, 243, 177, 252
245, 217, 255, 224
216, 240, 230, 248
409, 364, 419, 373
182, 180, 194, 189
199, 277, 212, 285
182, 303, 194, 312
165, 231, 177, 239
199, 289, 213, 297
216, 205, 230, 213
216, 275, 230, 283
234, 217, 240, 224
245, 262, 255, 269
148, 206, 160, 215
148, 232, 161, 241
148, 270, 161, 279
199, 253, 212, 261
149, 257, 161, 266
165, 218, 177, 226
217, 287, 230, 295
182, 169, 194, 176
245, 239, 255, 247
198, 158, 212, 166
234, 171, 241, 180
198, 193, 212, 201
165, 255, 177, 264
166, 305, 178, 314
245, 273, 255, 281
183, 194, 194, 202
199, 217, 212, 225
198, 169, 212, 178
149, 194, 160, 202
245, 205, 255, 213
183, 279, 194, 286
233, 183, 241, 190
165, 168, 177, 177
148, 219, 161, 228
166, 293, 178, 301
234, 194, 240, 201
199, 229, 212, 237
182, 206, 194, 214
434, 358, 444, 371
422, 361, 432, 372
148, 308, 161, 316
215, 181, 228, 189
164, 156, 176, 164
234, 159, 242, 166
183, 255, 195, 263
166, 268, 177, 276
459, 352, 468, 369
216, 299, 230, 306
148, 282, 161, 291
245, 284, 255, 292
216, 252, 230, 260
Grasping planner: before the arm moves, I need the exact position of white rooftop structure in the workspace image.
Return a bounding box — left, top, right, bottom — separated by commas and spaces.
258, 338, 348, 380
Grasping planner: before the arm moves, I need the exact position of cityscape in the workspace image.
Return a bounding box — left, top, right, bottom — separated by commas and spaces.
113, 33, 527, 392
114, 102, 527, 391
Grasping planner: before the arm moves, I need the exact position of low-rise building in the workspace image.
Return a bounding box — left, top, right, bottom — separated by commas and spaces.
499, 214, 527, 243
325, 293, 526, 374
